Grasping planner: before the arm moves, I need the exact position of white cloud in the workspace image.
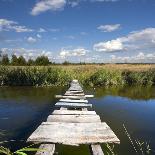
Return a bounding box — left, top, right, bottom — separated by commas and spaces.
31, 0, 119, 15
110, 52, 155, 63
0, 48, 53, 61
0, 18, 33, 32
59, 47, 88, 58
97, 24, 121, 32
94, 39, 123, 52
49, 28, 60, 32
38, 28, 47, 32
27, 37, 37, 43
37, 34, 42, 38
68, 1, 79, 7
31, 0, 66, 16
94, 27, 155, 53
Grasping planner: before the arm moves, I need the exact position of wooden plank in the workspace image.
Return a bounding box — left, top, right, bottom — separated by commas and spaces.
90, 145, 104, 155
52, 110, 96, 115
65, 90, 83, 94
55, 102, 92, 108
55, 95, 85, 99
35, 144, 55, 155
59, 99, 88, 103
56, 95, 94, 98
27, 122, 120, 146
47, 115, 101, 123
65, 93, 85, 96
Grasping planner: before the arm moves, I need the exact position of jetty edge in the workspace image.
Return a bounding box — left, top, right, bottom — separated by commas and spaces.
27, 79, 120, 155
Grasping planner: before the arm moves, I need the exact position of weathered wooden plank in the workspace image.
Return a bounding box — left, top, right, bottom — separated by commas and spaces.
47, 115, 101, 123
27, 122, 120, 146
35, 144, 55, 155
65, 90, 83, 94
56, 95, 94, 99
52, 110, 96, 115
90, 145, 104, 155
55, 95, 85, 99
65, 93, 85, 96
59, 99, 88, 103
55, 102, 92, 108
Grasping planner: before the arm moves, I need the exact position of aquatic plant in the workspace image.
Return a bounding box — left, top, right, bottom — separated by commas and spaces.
0, 65, 155, 87
0, 144, 43, 155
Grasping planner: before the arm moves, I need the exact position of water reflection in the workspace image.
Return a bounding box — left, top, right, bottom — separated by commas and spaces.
0, 86, 155, 155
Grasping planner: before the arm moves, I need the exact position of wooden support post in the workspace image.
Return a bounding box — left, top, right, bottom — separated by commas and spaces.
35, 144, 55, 155
90, 145, 104, 155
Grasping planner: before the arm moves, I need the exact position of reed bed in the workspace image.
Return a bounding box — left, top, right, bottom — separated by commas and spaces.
0, 65, 155, 86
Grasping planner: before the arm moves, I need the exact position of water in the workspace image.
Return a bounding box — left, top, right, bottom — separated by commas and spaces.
0, 86, 155, 155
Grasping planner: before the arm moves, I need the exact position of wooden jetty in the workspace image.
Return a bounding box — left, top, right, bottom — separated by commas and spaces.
27, 80, 120, 155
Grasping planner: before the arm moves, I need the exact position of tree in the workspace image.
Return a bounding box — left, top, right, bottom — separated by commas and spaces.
35, 55, 50, 66
0, 50, 2, 63
11, 54, 18, 66
18, 56, 26, 66
27, 58, 34, 66
62, 61, 70, 65
1, 54, 9, 65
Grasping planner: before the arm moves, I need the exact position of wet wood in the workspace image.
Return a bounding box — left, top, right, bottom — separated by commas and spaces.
52, 110, 96, 115
65, 90, 83, 94
55, 102, 92, 108
35, 144, 55, 155
59, 99, 88, 103
90, 145, 104, 155
27, 79, 120, 155
55, 95, 85, 99
47, 114, 101, 123
28, 122, 120, 146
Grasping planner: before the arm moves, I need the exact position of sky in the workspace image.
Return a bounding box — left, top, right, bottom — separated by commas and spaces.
0, 0, 155, 63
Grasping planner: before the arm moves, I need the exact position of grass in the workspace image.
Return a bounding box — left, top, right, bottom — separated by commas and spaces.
0, 64, 155, 86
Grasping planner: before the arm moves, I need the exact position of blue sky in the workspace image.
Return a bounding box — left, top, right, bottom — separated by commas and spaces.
0, 0, 155, 63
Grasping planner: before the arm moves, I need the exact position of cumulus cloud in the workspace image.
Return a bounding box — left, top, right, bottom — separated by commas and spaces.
94, 39, 123, 52
31, 0, 66, 15
110, 52, 155, 63
49, 28, 60, 32
31, 0, 119, 15
37, 34, 42, 38
59, 47, 88, 58
38, 28, 47, 32
0, 18, 33, 32
27, 37, 37, 43
0, 48, 53, 61
97, 24, 121, 32
94, 27, 155, 53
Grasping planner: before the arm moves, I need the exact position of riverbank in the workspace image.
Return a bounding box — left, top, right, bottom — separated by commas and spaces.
0, 64, 155, 86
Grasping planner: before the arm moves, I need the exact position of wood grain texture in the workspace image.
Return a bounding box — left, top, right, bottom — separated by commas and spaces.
55, 102, 92, 108
52, 110, 96, 115
47, 114, 101, 123
90, 145, 104, 155
55, 95, 85, 99
27, 122, 120, 146
59, 99, 88, 103
35, 144, 55, 155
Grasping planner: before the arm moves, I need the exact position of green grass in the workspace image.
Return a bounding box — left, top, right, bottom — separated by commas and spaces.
0, 66, 155, 86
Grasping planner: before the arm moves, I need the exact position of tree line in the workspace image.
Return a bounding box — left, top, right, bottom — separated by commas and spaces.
0, 54, 52, 66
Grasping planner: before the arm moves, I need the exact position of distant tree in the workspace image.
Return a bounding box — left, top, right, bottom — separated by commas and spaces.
1, 54, 10, 65
11, 54, 18, 66
62, 61, 70, 65
18, 56, 26, 66
27, 58, 34, 66
35, 55, 50, 66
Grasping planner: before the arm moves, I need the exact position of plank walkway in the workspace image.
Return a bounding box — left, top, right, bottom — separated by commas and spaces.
27, 80, 120, 155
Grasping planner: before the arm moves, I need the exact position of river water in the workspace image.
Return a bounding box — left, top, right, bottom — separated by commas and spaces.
0, 86, 155, 155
